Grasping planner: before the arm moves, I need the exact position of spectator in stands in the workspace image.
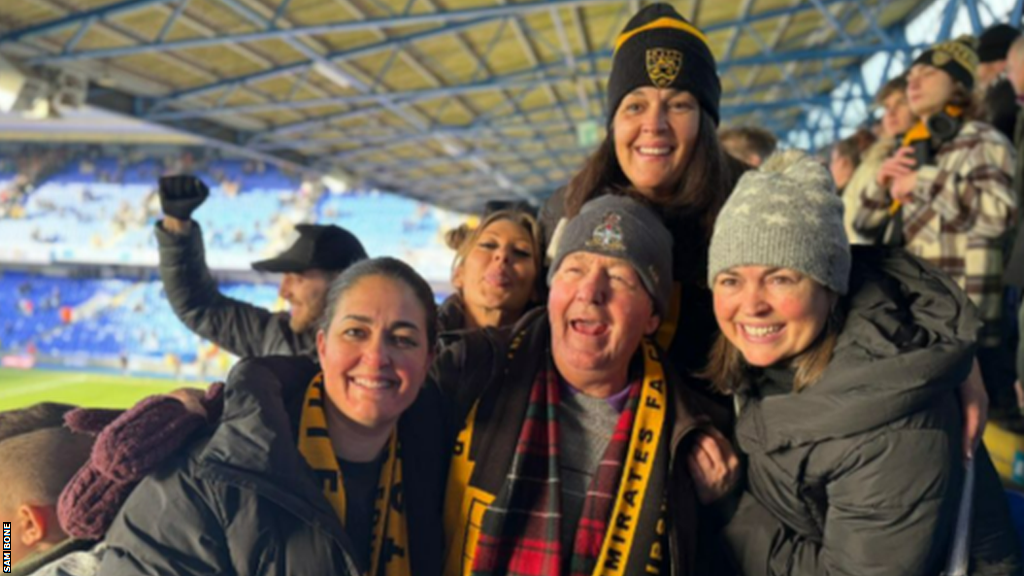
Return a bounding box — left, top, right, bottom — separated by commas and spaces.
440, 194, 738, 576
155, 175, 367, 359
977, 23, 1020, 142
718, 125, 778, 167
845, 75, 917, 245
705, 152, 1021, 576
854, 36, 1018, 413
440, 209, 543, 332
828, 128, 875, 197
1000, 34, 1024, 412
541, 3, 749, 399
0, 403, 95, 573
100, 258, 447, 576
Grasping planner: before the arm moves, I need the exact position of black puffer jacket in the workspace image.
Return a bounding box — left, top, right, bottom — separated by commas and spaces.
724, 247, 1022, 576
156, 222, 315, 358
99, 356, 448, 576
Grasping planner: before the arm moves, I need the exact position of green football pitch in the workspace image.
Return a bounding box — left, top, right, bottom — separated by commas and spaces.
0, 368, 204, 412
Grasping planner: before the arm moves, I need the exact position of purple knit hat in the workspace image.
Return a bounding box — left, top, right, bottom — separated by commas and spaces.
58, 383, 224, 539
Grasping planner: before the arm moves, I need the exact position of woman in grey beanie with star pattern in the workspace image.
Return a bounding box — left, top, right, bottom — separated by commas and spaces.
699, 151, 1020, 575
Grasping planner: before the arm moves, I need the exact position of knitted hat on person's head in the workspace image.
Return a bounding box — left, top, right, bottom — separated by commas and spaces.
978, 24, 1020, 63
606, 3, 721, 125
912, 35, 979, 90
708, 150, 851, 295
548, 194, 673, 315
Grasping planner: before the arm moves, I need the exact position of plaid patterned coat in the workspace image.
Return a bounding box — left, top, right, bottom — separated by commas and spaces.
853, 121, 1017, 347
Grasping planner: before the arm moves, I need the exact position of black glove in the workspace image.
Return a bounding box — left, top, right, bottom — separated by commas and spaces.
158, 175, 209, 220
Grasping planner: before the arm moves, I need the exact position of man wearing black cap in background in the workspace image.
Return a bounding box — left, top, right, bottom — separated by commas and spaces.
978, 23, 1021, 142
155, 175, 367, 359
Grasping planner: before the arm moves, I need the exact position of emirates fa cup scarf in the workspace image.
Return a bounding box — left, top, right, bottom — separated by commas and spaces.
297, 373, 412, 576
452, 340, 670, 576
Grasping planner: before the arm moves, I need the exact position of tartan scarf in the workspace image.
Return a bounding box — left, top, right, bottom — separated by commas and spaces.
296, 373, 412, 576
470, 341, 670, 576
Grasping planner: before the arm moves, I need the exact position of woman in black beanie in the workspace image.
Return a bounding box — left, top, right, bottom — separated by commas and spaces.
540, 3, 746, 406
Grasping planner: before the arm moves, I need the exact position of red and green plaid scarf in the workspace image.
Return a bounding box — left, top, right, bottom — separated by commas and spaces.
471, 341, 670, 576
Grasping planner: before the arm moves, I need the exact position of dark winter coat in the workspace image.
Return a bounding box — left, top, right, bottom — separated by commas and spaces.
433, 308, 736, 576
156, 222, 315, 358
723, 247, 1022, 576
437, 294, 470, 335
98, 356, 448, 576
986, 78, 1018, 144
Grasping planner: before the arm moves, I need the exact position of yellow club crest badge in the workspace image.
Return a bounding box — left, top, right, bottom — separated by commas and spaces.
932, 50, 951, 67
586, 212, 626, 252
646, 48, 683, 88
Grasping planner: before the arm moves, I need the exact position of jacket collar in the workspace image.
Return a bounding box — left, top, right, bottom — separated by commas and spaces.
193, 357, 358, 558
736, 246, 980, 453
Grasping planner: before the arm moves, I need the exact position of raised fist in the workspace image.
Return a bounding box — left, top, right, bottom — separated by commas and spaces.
158, 175, 209, 221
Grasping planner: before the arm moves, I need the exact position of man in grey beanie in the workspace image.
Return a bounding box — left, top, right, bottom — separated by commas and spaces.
549, 194, 673, 316
437, 193, 743, 576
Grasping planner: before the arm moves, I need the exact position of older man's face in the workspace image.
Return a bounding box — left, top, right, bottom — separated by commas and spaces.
548, 251, 660, 387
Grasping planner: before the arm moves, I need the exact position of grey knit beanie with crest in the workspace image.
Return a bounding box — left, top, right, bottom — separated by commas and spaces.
708, 150, 851, 294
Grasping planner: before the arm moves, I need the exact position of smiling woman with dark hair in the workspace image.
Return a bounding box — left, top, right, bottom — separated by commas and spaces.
541, 3, 747, 406
98, 258, 448, 576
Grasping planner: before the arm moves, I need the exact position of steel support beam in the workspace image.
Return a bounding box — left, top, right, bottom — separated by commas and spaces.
807, 0, 854, 45
0, 0, 172, 44
26, 0, 623, 64
147, 71, 603, 121
151, 35, 923, 123
63, 17, 96, 53
156, 0, 191, 43
135, 0, 875, 120
26, 0, 861, 66
148, 18, 491, 112
939, 0, 961, 41
964, 0, 984, 34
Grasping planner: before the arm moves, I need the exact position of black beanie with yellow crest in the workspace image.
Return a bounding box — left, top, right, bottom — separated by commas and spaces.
912, 35, 979, 90
606, 3, 721, 125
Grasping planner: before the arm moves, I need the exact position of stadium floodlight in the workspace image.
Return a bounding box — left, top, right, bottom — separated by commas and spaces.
312, 61, 353, 90
439, 136, 465, 158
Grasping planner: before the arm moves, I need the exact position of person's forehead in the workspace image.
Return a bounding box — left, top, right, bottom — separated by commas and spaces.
334, 278, 425, 325
564, 250, 637, 271
624, 86, 690, 99
883, 91, 906, 106
480, 218, 533, 243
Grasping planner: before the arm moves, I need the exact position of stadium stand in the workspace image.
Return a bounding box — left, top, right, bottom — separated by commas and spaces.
0, 271, 128, 353
1, 272, 278, 362
0, 151, 462, 376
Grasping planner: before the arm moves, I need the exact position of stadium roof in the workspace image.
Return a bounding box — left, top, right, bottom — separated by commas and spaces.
0, 0, 978, 211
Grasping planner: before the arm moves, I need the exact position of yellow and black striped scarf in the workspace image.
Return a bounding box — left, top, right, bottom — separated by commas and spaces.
444, 339, 670, 576
297, 373, 412, 576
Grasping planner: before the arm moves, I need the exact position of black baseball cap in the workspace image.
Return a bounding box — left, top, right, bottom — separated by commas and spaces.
251, 224, 368, 273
